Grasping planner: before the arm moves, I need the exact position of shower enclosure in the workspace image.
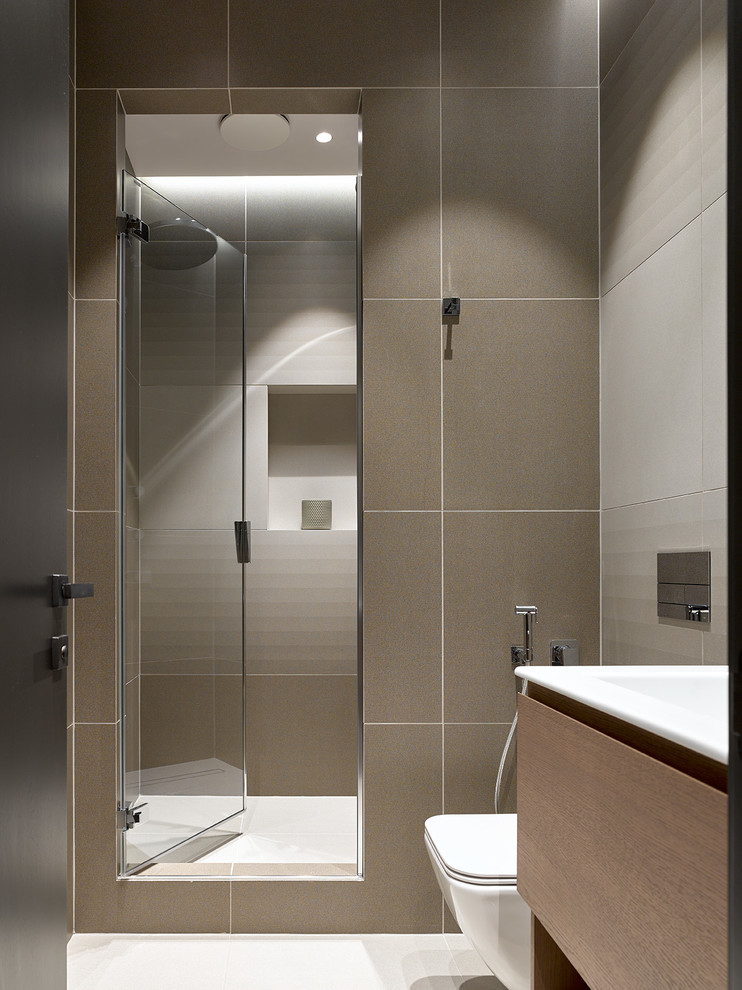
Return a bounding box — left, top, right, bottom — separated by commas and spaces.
118, 169, 360, 876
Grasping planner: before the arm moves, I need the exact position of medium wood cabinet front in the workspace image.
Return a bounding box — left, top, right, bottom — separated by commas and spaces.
517, 693, 727, 990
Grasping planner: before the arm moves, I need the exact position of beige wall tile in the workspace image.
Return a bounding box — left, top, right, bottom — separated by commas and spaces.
703, 488, 728, 665
602, 495, 705, 666
444, 723, 514, 815
444, 512, 599, 722
243, 531, 356, 676
599, 0, 654, 80
76, 0, 227, 89
228, 0, 439, 88
443, 0, 597, 87
600, 0, 702, 291
246, 177, 355, 242
364, 513, 442, 723
442, 88, 599, 299
601, 218, 703, 509
245, 675, 357, 795
245, 241, 356, 386
74, 512, 117, 723
140, 675, 215, 770
702, 0, 728, 208
363, 301, 441, 511
443, 300, 599, 510
75, 90, 119, 299
139, 176, 246, 243
362, 89, 441, 300
140, 530, 216, 666
139, 386, 242, 529
702, 195, 727, 491
75, 300, 117, 511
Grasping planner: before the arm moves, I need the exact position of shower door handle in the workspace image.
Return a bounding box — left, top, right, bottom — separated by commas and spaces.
234, 520, 251, 564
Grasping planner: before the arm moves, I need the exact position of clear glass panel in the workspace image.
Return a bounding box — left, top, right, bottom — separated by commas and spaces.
120, 172, 245, 873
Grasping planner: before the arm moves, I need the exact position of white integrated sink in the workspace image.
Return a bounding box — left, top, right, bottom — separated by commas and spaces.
514, 664, 728, 765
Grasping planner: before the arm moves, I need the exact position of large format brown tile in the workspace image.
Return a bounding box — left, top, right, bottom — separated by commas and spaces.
118, 90, 231, 115
363, 724, 443, 925
215, 675, 243, 772
443, 512, 600, 722
444, 723, 515, 816
75, 300, 117, 511
363, 301, 441, 510
442, 89, 599, 299
75, 90, 118, 300
74, 722, 118, 931
364, 513, 442, 724
362, 90, 441, 300
140, 675, 215, 769
228, 0, 439, 88
443, 300, 599, 510
74, 512, 117, 723
442, 0, 597, 86
245, 676, 357, 795
230, 877, 367, 933
230, 89, 361, 114
76, 0, 227, 88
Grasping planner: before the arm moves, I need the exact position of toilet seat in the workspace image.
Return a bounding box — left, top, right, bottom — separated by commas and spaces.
424, 814, 517, 886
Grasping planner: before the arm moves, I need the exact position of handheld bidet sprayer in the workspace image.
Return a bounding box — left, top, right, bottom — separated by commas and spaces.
511, 604, 538, 667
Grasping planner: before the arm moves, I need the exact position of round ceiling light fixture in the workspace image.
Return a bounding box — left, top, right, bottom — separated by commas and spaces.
315, 131, 333, 144
219, 113, 290, 152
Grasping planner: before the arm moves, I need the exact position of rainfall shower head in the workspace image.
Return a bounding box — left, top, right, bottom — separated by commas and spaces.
142, 217, 218, 270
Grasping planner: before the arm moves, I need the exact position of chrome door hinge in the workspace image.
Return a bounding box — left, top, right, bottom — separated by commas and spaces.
117, 213, 150, 243
117, 801, 150, 831
234, 520, 251, 563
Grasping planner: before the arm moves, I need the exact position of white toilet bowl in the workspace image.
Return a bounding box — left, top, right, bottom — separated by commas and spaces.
424, 813, 531, 990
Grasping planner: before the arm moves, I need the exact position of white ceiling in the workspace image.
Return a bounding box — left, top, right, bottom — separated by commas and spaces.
125, 113, 360, 177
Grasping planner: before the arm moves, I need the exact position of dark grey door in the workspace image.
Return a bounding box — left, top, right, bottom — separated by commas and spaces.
0, 0, 69, 987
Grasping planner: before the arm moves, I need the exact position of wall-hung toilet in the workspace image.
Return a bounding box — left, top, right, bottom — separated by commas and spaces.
424, 813, 531, 990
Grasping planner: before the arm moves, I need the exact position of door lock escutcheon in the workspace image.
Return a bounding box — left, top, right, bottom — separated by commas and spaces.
51, 635, 69, 670
51, 574, 95, 608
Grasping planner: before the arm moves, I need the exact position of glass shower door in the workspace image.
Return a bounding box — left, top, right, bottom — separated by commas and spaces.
119, 172, 245, 873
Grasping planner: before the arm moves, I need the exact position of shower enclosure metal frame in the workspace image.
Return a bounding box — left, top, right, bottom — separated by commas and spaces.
115, 130, 365, 878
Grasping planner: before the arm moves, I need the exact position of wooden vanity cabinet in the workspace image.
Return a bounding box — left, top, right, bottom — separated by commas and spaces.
517, 689, 727, 990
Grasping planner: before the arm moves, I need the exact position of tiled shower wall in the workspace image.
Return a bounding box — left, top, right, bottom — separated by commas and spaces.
132, 176, 358, 795
599, 0, 728, 666
71, 0, 600, 932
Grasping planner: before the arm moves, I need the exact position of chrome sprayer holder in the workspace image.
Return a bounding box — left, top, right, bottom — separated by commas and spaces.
512, 605, 538, 666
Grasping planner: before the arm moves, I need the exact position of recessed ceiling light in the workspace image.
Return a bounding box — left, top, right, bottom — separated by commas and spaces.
219, 114, 290, 152
315, 131, 333, 144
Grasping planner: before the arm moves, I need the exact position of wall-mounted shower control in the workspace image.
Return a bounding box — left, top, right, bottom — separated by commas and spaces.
550, 640, 579, 666
442, 297, 460, 318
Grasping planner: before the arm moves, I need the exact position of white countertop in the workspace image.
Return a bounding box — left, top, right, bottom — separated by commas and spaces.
514, 665, 728, 765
